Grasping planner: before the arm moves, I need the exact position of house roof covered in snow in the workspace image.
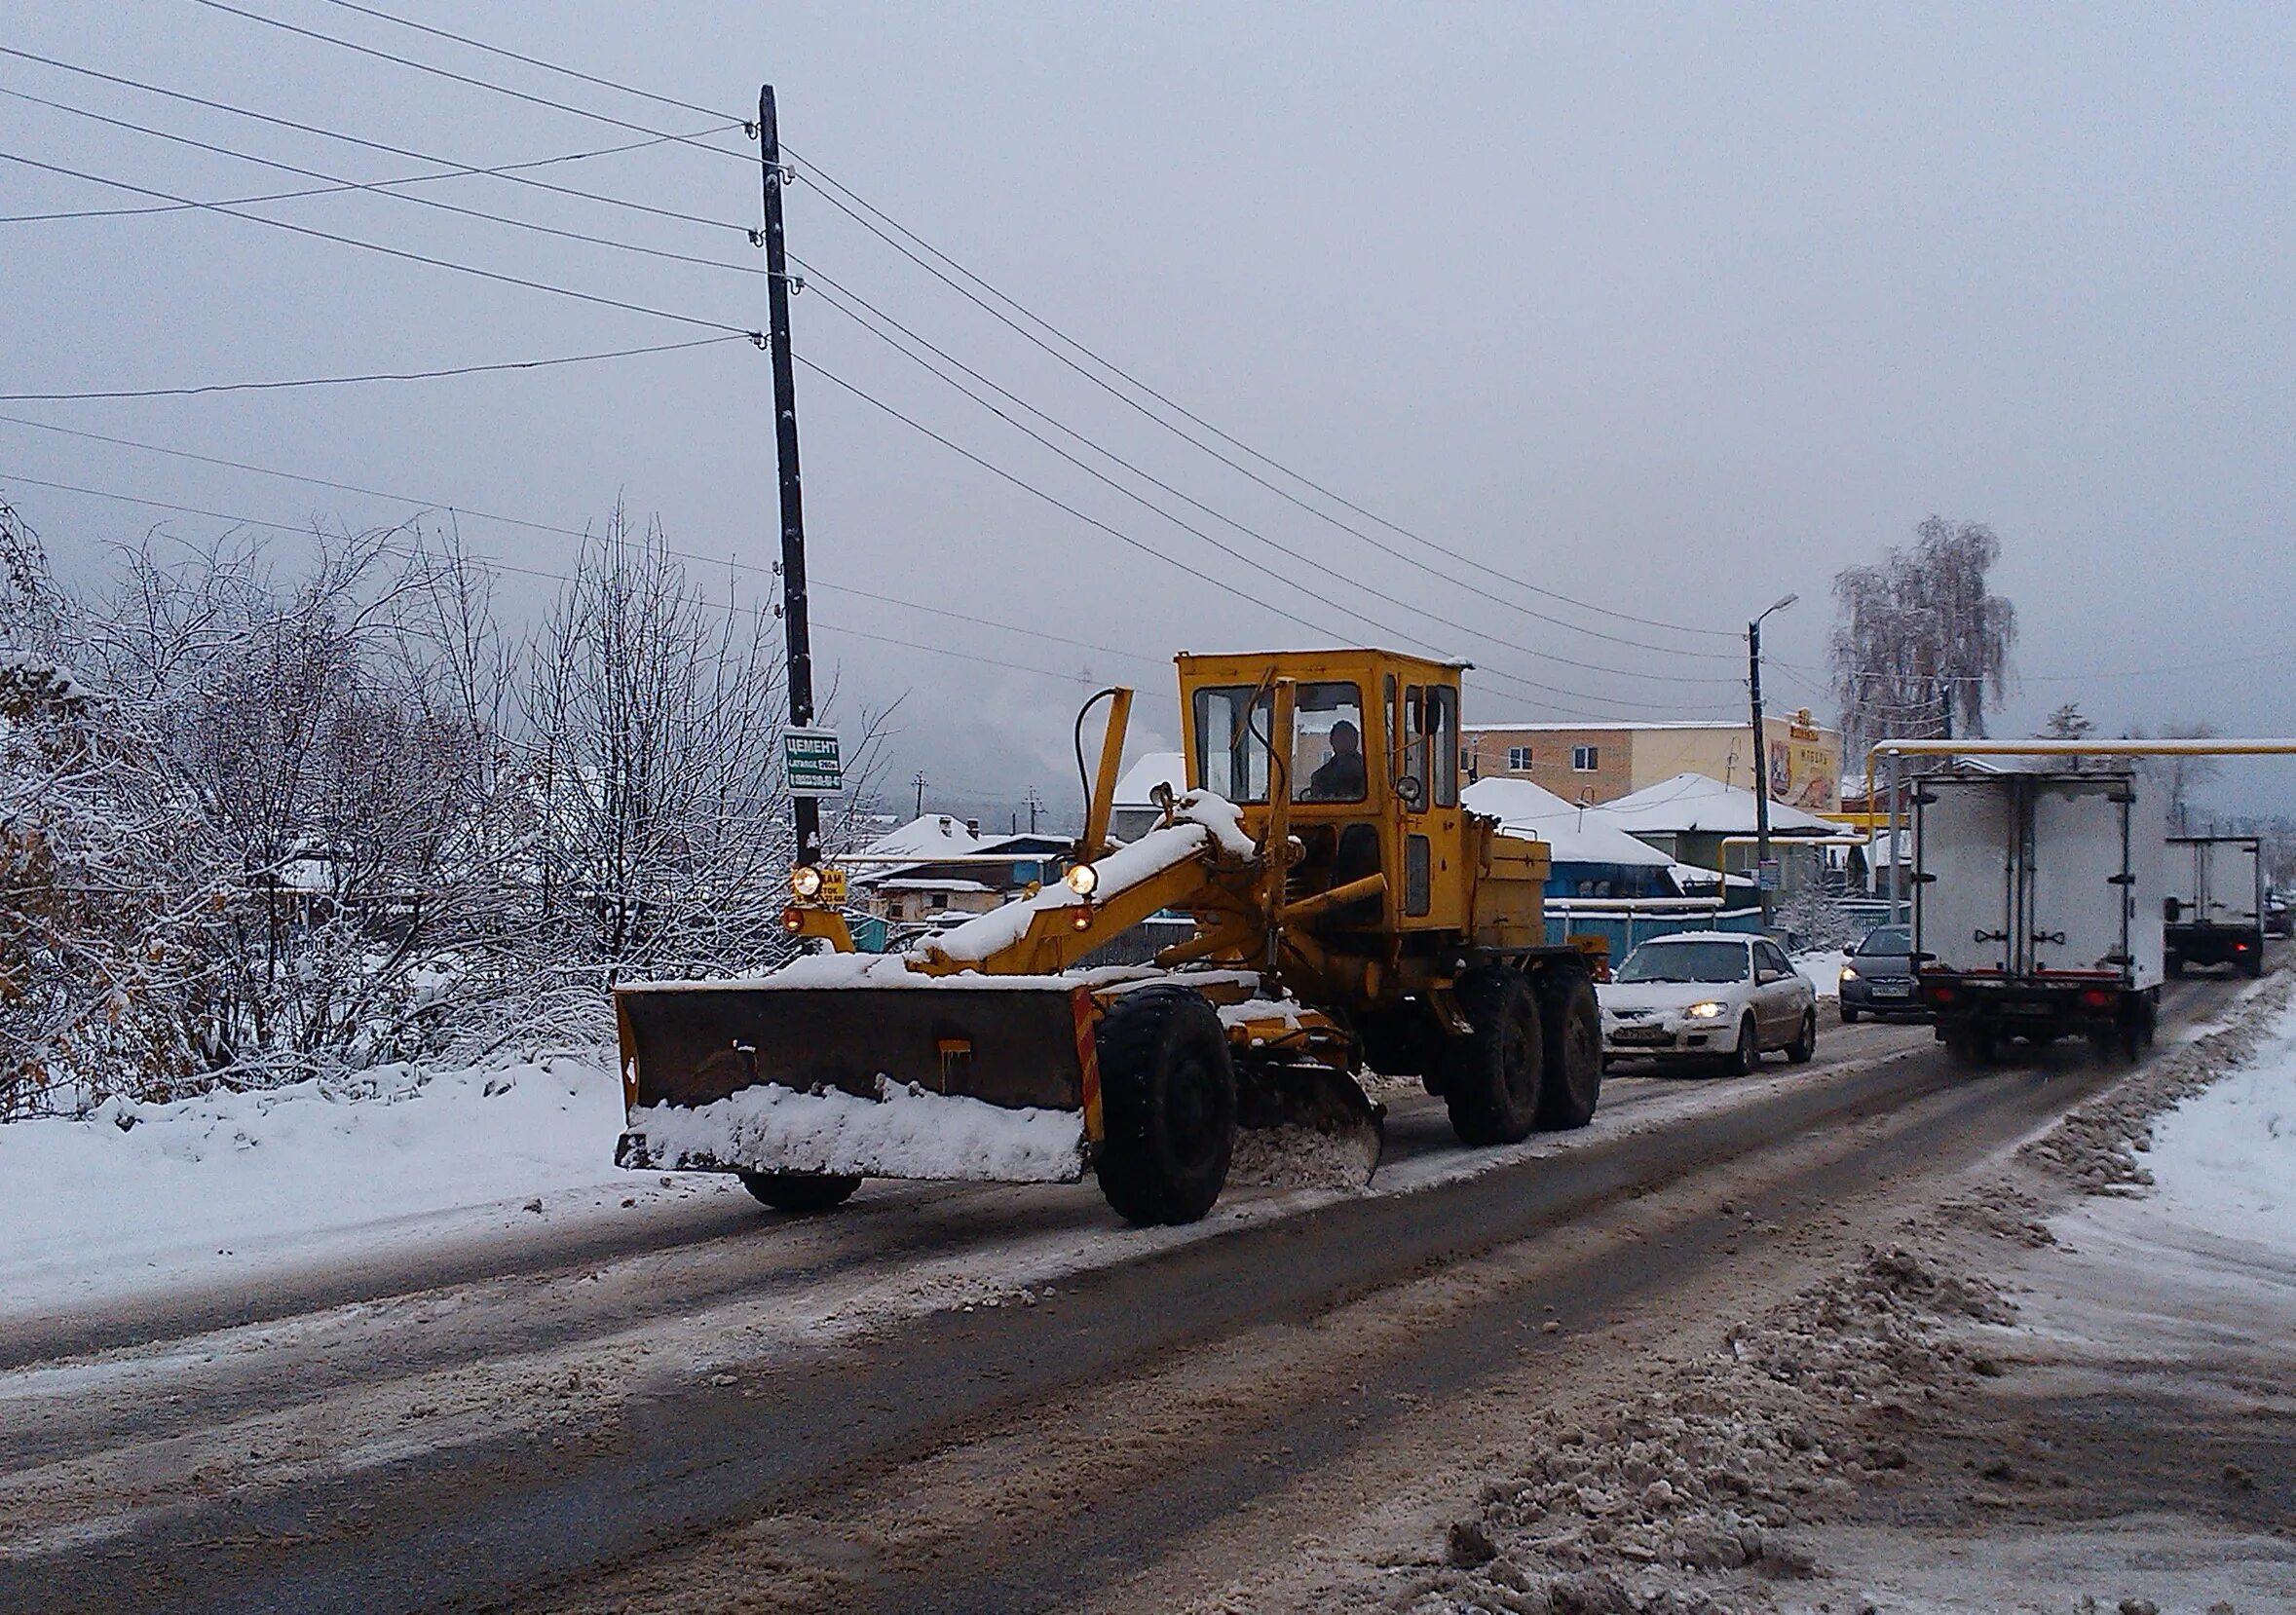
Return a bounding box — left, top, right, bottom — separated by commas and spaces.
1600, 772, 1841, 837
857, 814, 985, 864
1461, 777, 1673, 868
1112, 750, 1188, 808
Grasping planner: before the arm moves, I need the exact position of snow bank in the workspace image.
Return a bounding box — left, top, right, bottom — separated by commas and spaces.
1794, 950, 1846, 1000
0, 1056, 629, 1313
627, 1076, 1086, 1183
2140, 1000, 2296, 1255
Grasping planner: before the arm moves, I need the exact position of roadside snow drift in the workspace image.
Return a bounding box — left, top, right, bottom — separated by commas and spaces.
626, 1077, 1088, 1183
2139, 999, 2296, 1254
0, 1057, 629, 1314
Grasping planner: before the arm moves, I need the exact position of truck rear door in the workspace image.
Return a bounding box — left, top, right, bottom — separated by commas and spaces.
1914, 776, 2015, 977
2028, 779, 2133, 977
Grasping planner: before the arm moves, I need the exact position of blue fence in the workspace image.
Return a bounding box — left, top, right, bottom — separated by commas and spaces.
1543, 901, 1766, 957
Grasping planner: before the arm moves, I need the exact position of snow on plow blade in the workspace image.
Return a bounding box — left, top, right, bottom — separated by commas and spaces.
614, 976, 1094, 1183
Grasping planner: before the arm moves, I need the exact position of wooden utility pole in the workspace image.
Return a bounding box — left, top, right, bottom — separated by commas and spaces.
757, 85, 819, 866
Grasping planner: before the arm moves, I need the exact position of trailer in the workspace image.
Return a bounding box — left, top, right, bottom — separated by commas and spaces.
2164, 834, 2266, 977
1911, 770, 2164, 1066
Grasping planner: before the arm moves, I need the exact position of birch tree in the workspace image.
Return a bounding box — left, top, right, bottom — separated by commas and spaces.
1828, 516, 2018, 755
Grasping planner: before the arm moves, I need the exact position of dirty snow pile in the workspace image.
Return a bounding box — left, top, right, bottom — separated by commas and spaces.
1225, 1121, 1380, 1192
1408, 1245, 2013, 1615
0, 1053, 629, 1314
2021, 967, 2296, 1194
628, 1077, 1087, 1183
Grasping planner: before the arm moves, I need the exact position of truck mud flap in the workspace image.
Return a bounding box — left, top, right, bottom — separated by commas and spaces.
614, 981, 1095, 1183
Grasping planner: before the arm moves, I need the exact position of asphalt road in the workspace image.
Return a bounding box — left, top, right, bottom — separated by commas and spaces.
0, 974, 2252, 1615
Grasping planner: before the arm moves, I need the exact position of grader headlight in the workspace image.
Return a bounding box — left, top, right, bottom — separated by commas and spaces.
789, 864, 825, 901
1064, 862, 1100, 898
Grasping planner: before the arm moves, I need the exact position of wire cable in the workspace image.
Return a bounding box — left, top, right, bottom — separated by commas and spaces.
186, 0, 755, 164
160, 4, 1743, 648
0, 468, 1166, 695
797, 171, 1740, 653
0, 123, 733, 225
0, 45, 749, 236
792, 354, 1718, 721
0, 83, 760, 278
0, 150, 758, 336
0, 412, 1163, 670
798, 265, 1744, 691
0, 336, 748, 402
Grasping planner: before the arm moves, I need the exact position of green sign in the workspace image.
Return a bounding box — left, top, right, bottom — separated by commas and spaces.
783, 727, 844, 797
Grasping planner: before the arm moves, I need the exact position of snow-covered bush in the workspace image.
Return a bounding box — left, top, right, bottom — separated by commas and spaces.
0, 496, 842, 1118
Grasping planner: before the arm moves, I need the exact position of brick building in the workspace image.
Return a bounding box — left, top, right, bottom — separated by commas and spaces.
1462, 713, 1843, 815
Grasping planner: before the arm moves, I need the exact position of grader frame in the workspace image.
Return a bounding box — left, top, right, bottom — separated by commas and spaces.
616, 648, 1604, 1223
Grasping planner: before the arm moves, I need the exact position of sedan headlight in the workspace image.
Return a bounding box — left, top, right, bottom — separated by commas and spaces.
1684, 1000, 1725, 1020
1839, 964, 1859, 982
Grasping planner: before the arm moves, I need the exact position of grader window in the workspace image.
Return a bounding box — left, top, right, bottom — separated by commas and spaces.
1293, 683, 1366, 802
1193, 683, 1365, 804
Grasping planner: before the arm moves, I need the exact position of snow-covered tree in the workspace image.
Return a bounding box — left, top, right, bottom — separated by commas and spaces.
523, 510, 797, 982
2040, 702, 2093, 740
1828, 517, 2018, 755
2128, 718, 2222, 835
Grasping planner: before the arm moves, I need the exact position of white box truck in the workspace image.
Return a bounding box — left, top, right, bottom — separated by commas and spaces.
2164, 834, 2266, 978
1911, 769, 2164, 1065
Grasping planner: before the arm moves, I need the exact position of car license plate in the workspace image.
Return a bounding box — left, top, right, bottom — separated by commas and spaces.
1872, 982, 1911, 998
1611, 1026, 1670, 1045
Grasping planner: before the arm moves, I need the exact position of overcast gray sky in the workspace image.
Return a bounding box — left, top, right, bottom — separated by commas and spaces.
5, 1, 2292, 820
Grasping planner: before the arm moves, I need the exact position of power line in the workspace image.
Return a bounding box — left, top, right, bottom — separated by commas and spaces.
799, 265, 1743, 692
161, 6, 1739, 650
794, 354, 1719, 720
794, 172, 1742, 656
0, 44, 749, 236
186, 0, 755, 165
0, 83, 761, 279
18, 41, 1728, 696
311, 0, 731, 124
0, 468, 1167, 696
0, 150, 758, 336
0, 413, 1162, 671
0, 335, 749, 401
0, 122, 733, 225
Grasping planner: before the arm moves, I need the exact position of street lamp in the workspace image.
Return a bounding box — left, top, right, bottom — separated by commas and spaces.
1749, 593, 1797, 931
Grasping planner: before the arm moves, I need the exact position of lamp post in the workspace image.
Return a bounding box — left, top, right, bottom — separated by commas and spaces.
1749, 592, 1798, 931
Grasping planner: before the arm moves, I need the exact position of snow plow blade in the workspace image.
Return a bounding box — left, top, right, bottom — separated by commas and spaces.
614, 979, 1094, 1184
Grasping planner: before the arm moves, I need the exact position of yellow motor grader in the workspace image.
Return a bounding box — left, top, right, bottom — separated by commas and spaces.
615, 649, 1604, 1224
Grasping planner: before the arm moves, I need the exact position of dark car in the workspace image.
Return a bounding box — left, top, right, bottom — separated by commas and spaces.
1838, 923, 1920, 1021
2267, 891, 2293, 940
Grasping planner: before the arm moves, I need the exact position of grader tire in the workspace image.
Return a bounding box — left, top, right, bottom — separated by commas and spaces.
1441, 968, 1544, 1146
1093, 985, 1236, 1225
1533, 971, 1602, 1132
739, 1171, 862, 1214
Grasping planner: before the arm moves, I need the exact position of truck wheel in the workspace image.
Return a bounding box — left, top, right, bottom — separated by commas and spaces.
1727, 1015, 1759, 1075
739, 1171, 862, 1213
2166, 955, 2184, 979
1534, 971, 1602, 1131
1787, 1010, 1818, 1065
2243, 941, 2266, 979
1441, 968, 1543, 1146
1093, 985, 1236, 1225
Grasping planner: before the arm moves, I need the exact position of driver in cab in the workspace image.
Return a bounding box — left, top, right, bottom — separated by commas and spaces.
1303, 719, 1367, 801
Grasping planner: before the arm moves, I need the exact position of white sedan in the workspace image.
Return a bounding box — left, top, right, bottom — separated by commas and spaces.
1598, 932, 1818, 1073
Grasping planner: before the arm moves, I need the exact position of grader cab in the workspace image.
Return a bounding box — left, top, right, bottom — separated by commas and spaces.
616, 648, 1603, 1224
